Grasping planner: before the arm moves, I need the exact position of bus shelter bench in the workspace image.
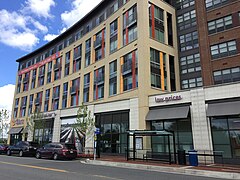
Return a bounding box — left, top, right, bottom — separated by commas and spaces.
143, 151, 168, 161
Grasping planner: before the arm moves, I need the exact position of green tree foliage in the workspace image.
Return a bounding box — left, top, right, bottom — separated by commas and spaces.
0, 109, 10, 143
75, 103, 94, 135
24, 112, 44, 137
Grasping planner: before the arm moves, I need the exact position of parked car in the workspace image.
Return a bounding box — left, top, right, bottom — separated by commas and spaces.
36, 143, 77, 160
0, 144, 8, 154
7, 141, 39, 157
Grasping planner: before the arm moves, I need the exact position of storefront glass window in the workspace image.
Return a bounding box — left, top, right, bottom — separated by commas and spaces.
151, 118, 193, 152
211, 116, 240, 160
96, 111, 129, 154
34, 120, 53, 145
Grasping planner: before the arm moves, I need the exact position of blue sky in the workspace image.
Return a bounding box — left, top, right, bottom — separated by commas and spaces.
0, 0, 101, 111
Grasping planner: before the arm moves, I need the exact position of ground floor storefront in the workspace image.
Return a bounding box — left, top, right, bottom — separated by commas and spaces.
9, 83, 240, 164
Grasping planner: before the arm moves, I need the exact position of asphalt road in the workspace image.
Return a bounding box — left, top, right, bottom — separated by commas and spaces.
0, 155, 226, 180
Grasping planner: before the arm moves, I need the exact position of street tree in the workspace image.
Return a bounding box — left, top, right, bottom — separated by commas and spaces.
75, 103, 95, 149
0, 109, 10, 143
24, 112, 44, 142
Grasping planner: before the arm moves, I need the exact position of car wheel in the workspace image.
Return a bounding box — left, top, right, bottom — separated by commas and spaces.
53, 153, 58, 160
36, 152, 41, 159
19, 150, 24, 157
7, 150, 11, 156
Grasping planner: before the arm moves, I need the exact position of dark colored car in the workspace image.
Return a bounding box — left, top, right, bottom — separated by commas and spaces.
7, 141, 39, 157
36, 143, 77, 160
0, 144, 8, 154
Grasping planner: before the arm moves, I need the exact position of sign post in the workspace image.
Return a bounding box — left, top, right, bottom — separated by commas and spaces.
94, 128, 100, 160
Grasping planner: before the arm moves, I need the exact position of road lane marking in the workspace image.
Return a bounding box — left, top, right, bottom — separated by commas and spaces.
0, 161, 68, 173
93, 174, 124, 180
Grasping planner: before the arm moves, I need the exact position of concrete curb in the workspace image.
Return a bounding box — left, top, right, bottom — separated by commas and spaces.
83, 160, 240, 179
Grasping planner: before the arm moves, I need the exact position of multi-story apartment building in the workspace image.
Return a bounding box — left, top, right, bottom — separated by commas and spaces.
9, 0, 179, 154
176, 0, 240, 88
9, 0, 240, 164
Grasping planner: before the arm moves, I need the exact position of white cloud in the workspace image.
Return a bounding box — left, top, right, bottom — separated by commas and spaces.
43, 27, 67, 42
32, 21, 48, 33
0, 9, 48, 51
0, 84, 15, 112
43, 34, 58, 41
61, 0, 102, 28
23, 0, 56, 18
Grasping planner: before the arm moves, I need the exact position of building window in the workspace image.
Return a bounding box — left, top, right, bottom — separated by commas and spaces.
179, 31, 199, 52
62, 82, 68, 109
35, 92, 43, 113
54, 57, 62, 81
177, 10, 196, 30
20, 96, 27, 117
44, 89, 50, 112
176, 0, 195, 10
75, 29, 83, 41
181, 77, 202, 89
109, 60, 117, 96
210, 40, 237, 59
83, 73, 90, 102
208, 15, 232, 34
65, 51, 71, 76
151, 118, 193, 152
213, 67, 240, 84
180, 53, 200, 66
47, 62, 52, 83
28, 95, 33, 115
123, 4, 137, 46
149, 3, 164, 43
52, 86, 60, 110
210, 116, 240, 159
85, 38, 91, 67
73, 45, 82, 73
94, 29, 105, 62
14, 98, 19, 118
38, 66, 45, 87
64, 36, 73, 47
110, 19, 118, 53
121, 50, 138, 92
31, 70, 36, 89
95, 111, 129, 154
205, 0, 228, 10
34, 120, 53, 145
180, 53, 201, 74
23, 72, 30, 92
150, 48, 167, 90
94, 66, 105, 100
70, 78, 80, 106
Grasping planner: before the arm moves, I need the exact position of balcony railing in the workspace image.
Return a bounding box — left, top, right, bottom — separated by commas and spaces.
94, 38, 102, 49
95, 75, 104, 85
110, 30, 118, 38
84, 83, 90, 89
109, 72, 117, 79
126, 13, 137, 28
70, 86, 79, 94
74, 53, 81, 60
53, 93, 60, 100
63, 91, 68, 98
121, 61, 138, 75
21, 102, 27, 108
35, 98, 40, 105
39, 71, 45, 77
23, 76, 29, 83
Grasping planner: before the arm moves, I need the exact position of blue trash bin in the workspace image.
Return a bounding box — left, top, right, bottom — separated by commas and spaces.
188, 150, 198, 166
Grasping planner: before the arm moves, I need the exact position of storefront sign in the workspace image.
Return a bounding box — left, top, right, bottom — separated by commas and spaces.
155, 95, 182, 103
12, 119, 24, 126
18, 52, 61, 75
42, 112, 56, 119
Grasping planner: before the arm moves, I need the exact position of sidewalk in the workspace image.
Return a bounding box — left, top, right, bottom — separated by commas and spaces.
81, 156, 240, 179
